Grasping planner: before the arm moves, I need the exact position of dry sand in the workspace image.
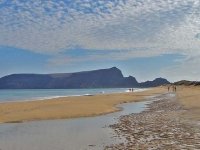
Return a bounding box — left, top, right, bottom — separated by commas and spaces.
0, 87, 166, 123
176, 86, 200, 121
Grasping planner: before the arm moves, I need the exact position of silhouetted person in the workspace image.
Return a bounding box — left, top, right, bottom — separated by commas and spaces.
168, 86, 170, 92
172, 85, 176, 92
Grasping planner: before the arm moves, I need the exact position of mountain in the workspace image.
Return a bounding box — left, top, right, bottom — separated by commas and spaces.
140, 78, 170, 87
0, 67, 169, 89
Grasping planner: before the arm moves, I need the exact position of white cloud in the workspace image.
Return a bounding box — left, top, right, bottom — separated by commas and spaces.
0, 0, 199, 54
1, 0, 200, 81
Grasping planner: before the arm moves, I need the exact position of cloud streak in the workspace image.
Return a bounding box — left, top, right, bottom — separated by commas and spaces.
161, 54, 200, 81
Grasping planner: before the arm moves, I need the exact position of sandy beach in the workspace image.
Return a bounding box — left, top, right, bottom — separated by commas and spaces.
176, 86, 200, 121
1, 85, 200, 149
105, 86, 200, 149
0, 86, 200, 149
0, 87, 165, 123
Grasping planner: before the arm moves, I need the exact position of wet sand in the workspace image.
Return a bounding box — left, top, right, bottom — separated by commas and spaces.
0, 87, 165, 123
105, 87, 200, 149
0, 98, 150, 150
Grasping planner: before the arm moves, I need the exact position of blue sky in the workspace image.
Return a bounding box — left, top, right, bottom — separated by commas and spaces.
0, 0, 200, 82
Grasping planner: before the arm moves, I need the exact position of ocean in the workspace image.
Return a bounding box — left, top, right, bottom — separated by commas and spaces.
0, 88, 147, 102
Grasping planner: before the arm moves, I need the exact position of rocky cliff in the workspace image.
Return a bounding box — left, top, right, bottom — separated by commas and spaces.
0, 67, 169, 89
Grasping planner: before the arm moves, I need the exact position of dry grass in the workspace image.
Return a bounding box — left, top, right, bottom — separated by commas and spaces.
0, 87, 166, 123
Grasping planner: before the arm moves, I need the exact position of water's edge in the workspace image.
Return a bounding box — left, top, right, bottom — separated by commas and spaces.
0, 93, 165, 150
0, 88, 148, 103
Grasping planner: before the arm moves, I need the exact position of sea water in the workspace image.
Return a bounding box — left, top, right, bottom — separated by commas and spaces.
0, 88, 147, 102
0, 98, 155, 150
0, 94, 173, 150
0, 87, 151, 150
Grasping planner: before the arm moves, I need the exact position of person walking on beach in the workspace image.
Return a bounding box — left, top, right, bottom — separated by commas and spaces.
168, 86, 170, 92
172, 85, 174, 92
172, 85, 176, 92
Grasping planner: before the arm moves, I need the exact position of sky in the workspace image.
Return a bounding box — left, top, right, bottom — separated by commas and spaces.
0, 0, 200, 82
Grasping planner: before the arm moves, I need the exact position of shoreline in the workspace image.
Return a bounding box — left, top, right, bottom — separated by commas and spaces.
0, 88, 148, 103
0, 95, 150, 150
0, 87, 166, 123
106, 92, 200, 149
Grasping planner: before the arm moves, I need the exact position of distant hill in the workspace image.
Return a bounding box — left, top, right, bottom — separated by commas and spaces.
0, 67, 170, 89
140, 78, 170, 88
174, 80, 200, 86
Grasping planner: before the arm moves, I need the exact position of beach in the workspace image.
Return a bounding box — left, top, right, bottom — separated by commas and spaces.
0, 87, 165, 123
0, 97, 150, 150
0, 86, 200, 149
105, 86, 200, 149
176, 86, 200, 121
